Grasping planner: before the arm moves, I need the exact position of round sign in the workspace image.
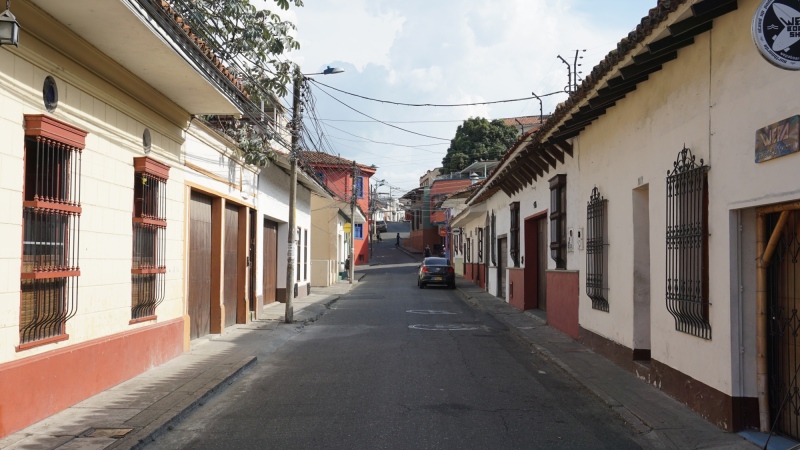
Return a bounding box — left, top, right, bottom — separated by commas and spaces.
752, 0, 800, 70
343, 223, 352, 233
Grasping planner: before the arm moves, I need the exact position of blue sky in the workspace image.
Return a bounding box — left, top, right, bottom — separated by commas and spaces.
273, 0, 657, 193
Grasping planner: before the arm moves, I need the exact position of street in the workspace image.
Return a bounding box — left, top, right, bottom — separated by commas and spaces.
146, 224, 640, 449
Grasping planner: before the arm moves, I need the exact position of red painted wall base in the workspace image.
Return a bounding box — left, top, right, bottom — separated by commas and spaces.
508, 268, 525, 310
0, 318, 184, 437
545, 271, 579, 339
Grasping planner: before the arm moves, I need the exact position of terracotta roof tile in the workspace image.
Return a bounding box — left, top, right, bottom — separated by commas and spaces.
299, 151, 377, 173
156, 1, 250, 99
498, 116, 548, 127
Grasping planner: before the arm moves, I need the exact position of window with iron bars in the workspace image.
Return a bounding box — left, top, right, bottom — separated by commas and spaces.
491, 212, 497, 266
477, 228, 484, 263
20, 115, 86, 347
665, 146, 710, 339
586, 187, 609, 312
549, 174, 567, 269
297, 226, 301, 282
304, 229, 308, 281
510, 203, 521, 267
131, 157, 169, 322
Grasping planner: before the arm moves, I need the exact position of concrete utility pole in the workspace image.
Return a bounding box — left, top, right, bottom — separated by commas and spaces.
349, 160, 357, 284
285, 68, 302, 323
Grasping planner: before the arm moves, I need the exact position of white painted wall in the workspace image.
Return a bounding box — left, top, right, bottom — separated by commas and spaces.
0, 50, 186, 362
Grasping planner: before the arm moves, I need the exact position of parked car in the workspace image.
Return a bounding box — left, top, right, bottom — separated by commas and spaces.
417, 257, 455, 289
376, 220, 387, 233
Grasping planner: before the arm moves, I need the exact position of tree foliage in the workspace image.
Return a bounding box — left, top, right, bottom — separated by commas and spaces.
173, 0, 303, 99
440, 118, 519, 174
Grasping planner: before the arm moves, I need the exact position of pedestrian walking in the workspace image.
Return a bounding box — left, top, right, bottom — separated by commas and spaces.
344, 257, 350, 279
395, 233, 400, 247
424, 245, 431, 258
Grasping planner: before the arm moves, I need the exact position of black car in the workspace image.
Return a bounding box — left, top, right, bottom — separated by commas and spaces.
417, 257, 455, 289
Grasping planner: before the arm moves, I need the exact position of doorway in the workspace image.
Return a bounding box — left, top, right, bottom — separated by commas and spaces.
263, 218, 278, 305
766, 209, 800, 440
524, 213, 548, 310
632, 185, 651, 360
498, 238, 507, 300
188, 191, 212, 339
223, 203, 240, 328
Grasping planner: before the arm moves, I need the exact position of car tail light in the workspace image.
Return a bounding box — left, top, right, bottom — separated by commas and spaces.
447, 267, 455, 274
421, 267, 429, 273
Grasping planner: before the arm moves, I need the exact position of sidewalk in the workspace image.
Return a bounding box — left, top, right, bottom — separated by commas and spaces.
0, 277, 362, 450
453, 277, 774, 450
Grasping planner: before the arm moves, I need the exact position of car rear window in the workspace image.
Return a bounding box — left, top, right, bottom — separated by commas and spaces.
425, 258, 448, 266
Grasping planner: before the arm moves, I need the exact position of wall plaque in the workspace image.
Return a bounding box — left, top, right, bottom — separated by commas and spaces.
755, 115, 800, 163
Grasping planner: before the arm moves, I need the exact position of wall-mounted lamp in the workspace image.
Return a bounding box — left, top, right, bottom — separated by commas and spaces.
0, 1, 20, 47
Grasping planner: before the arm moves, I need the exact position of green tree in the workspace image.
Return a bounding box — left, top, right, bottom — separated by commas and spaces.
441, 118, 518, 174
173, 0, 303, 98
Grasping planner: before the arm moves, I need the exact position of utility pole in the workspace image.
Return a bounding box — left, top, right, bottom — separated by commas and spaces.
285, 68, 302, 323
349, 160, 357, 284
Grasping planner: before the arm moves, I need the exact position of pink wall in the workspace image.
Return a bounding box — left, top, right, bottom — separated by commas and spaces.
317, 168, 372, 265
545, 271, 579, 338
0, 318, 184, 437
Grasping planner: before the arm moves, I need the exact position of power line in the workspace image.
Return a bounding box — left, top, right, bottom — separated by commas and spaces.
309, 83, 452, 141
319, 118, 465, 124
308, 78, 567, 107
322, 123, 449, 150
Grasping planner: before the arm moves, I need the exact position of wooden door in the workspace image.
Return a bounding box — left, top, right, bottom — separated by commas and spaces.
537, 217, 548, 310
188, 191, 212, 339
223, 203, 239, 328
498, 238, 507, 300
263, 219, 278, 305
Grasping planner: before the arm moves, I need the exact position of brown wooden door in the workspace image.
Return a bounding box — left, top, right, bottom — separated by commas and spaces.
498, 238, 507, 300
537, 217, 548, 311
263, 219, 278, 305
223, 203, 239, 328
188, 191, 212, 339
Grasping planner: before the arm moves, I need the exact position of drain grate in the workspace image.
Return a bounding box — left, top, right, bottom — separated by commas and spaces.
83, 428, 134, 439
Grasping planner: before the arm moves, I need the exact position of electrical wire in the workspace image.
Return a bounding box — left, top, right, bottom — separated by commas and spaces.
308, 79, 566, 107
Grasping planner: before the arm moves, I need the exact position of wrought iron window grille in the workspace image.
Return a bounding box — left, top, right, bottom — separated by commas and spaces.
549, 175, 567, 269
20, 134, 83, 344
586, 187, 609, 312
477, 228, 484, 263
665, 146, 710, 340
510, 202, 521, 267
131, 157, 169, 320
491, 212, 497, 266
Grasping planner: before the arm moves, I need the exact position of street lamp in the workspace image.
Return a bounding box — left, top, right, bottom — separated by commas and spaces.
285, 64, 344, 323
0, 1, 20, 47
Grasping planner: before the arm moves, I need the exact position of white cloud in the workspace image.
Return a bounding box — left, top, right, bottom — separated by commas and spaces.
279, 0, 655, 192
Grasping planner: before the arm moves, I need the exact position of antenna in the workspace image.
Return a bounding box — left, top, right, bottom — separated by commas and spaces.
573, 49, 586, 91
557, 55, 571, 92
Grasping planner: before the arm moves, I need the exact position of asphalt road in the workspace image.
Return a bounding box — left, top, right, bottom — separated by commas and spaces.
146, 234, 640, 449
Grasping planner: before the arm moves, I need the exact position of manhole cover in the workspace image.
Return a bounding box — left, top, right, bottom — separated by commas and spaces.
83, 428, 133, 438
406, 310, 458, 315
408, 324, 480, 331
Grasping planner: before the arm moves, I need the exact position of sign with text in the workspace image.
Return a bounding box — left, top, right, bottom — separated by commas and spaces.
752, 0, 800, 70
343, 223, 352, 233
755, 115, 800, 163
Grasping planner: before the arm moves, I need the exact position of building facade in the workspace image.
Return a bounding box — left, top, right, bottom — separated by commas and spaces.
454, 0, 800, 436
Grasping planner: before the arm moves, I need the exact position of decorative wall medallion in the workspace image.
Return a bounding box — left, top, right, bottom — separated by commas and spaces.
43, 76, 58, 112
143, 128, 152, 154
753, 0, 800, 70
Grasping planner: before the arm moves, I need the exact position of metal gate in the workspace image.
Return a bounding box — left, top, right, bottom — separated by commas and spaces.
767, 209, 800, 440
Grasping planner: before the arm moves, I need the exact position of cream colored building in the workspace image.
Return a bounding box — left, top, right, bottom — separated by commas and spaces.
0, 0, 328, 437
310, 195, 364, 287
457, 0, 800, 437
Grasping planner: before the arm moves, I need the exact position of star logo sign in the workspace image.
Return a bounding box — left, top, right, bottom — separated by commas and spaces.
770, 3, 800, 51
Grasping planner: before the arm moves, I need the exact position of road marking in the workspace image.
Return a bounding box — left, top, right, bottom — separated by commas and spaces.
406, 310, 458, 315
408, 324, 480, 331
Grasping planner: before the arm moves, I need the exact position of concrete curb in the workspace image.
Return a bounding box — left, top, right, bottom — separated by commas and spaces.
453, 284, 654, 437
113, 355, 258, 450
